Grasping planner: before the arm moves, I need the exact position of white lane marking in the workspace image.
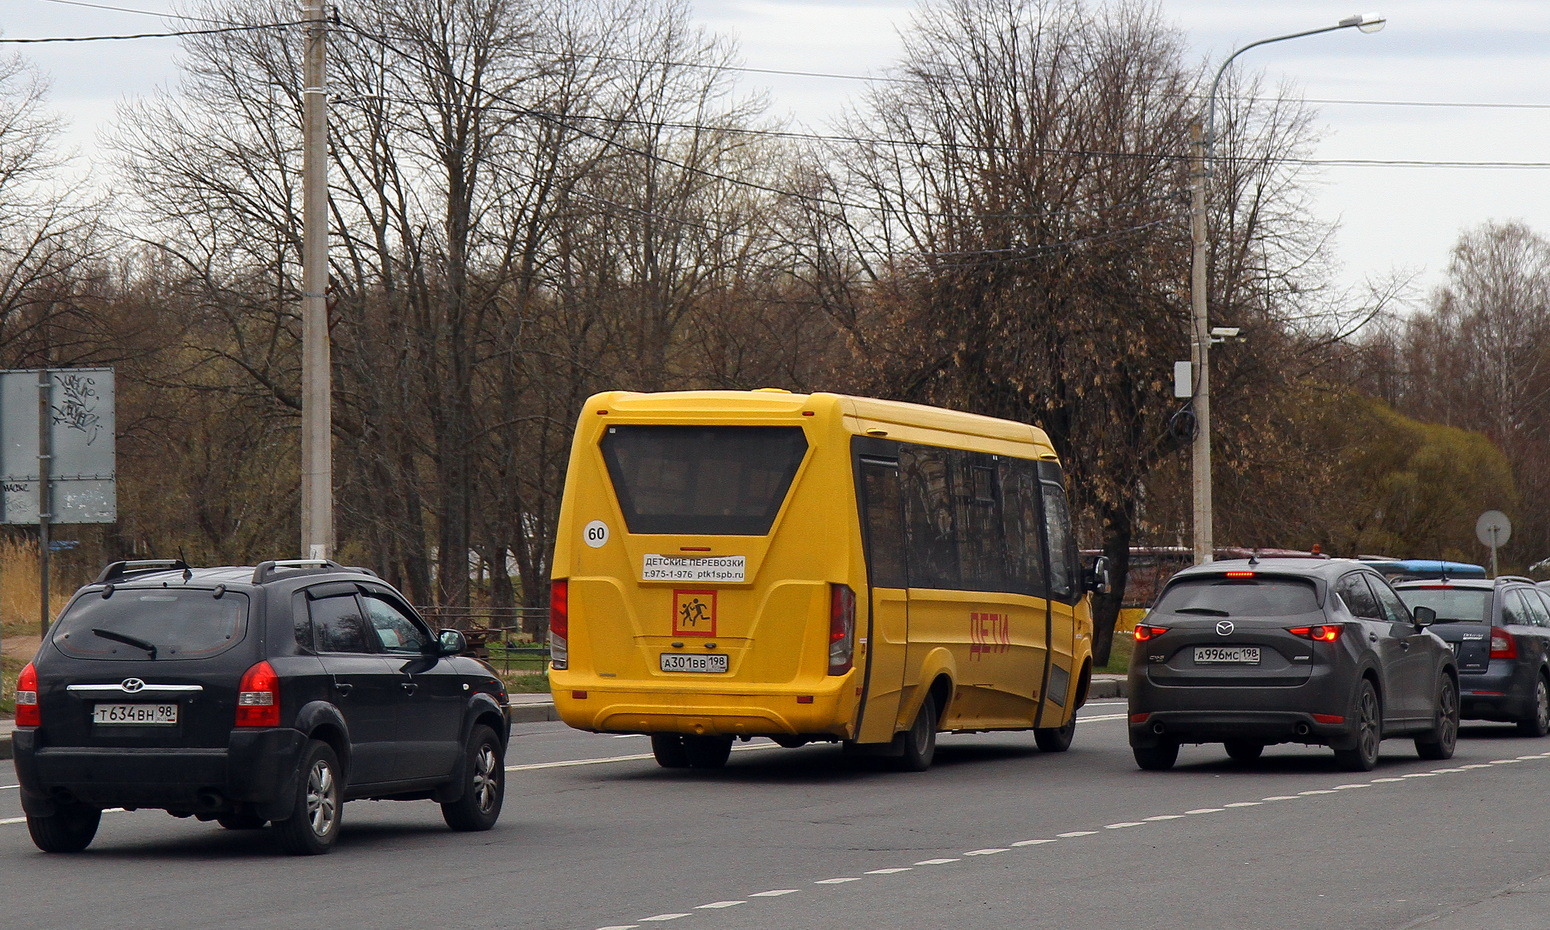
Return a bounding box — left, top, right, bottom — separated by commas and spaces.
595, 925, 637, 929
1224, 802, 1263, 807
1490, 759, 1523, 764
696, 902, 743, 909
749, 890, 798, 898
1145, 814, 1186, 821
1402, 773, 1439, 778
1080, 714, 1129, 723
964, 848, 1008, 855
1187, 807, 1226, 813
0, 816, 25, 826
1012, 839, 1055, 846
1262, 795, 1300, 801
1332, 785, 1369, 790
1058, 830, 1097, 838
608, 734, 646, 739
1300, 790, 1337, 795
1371, 777, 1405, 783
915, 858, 960, 865
1105, 822, 1144, 829
816, 878, 862, 884
1459, 764, 1492, 770
2, 784, 19, 791
867, 867, 914, 874
1083, 701, 1128, 707
638, 915, 689, 923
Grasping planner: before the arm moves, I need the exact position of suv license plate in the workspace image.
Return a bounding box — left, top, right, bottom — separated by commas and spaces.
93, 703, 178, 725
660, 653, 730, 674
1194, 646, 1260, 665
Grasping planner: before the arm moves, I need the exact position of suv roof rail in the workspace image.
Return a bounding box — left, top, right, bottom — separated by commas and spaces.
1498, 575, 1535, 584
94, 559, 192, 585
251, 559, 378, 585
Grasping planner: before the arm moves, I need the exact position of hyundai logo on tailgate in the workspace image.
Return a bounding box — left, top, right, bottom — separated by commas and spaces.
121, 678, 146, 692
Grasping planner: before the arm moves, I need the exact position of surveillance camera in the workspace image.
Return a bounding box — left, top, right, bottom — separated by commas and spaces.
1210, 327, 1240, 339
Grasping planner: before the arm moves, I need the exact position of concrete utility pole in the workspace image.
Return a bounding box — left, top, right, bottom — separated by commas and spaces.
300, 0, 333, 559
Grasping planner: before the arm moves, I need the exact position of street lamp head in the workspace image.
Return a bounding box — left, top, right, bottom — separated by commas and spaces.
1340, 13, 1386, 34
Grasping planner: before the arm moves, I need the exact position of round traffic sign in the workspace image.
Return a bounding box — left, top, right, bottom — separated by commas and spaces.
1476, 510, 1512, 548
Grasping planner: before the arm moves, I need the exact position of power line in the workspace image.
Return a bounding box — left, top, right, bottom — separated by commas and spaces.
0, 20, 305, 43
28, 0, 225, 25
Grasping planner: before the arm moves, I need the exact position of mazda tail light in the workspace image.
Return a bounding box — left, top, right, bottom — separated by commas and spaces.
828, 583, 856, 675
1133, 623, 1170, 642
16, 662, 39, 727
235, 660, 282, 728
549, 579, 569, 670
1287, 624, 1343, 642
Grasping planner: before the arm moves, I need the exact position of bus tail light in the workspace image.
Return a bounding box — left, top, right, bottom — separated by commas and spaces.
829, 584, 856, 675
16, 662, 39, 727
235, 661, 281, 728
1490, 627, 1518, 659
549, 580, 569, 670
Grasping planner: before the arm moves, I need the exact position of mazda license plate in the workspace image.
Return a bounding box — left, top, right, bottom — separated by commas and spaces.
1194, 646, 1260, 665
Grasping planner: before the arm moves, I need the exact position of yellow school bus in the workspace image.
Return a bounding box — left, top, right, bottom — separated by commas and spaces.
548, 389, 1102, 771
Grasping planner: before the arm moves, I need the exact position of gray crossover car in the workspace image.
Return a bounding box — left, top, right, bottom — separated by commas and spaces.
1127, 558, 1458, 772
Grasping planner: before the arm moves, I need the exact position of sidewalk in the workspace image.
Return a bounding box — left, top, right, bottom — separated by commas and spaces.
0, 680, 1127, 762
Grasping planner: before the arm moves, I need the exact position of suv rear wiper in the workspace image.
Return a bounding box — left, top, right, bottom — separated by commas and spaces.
1174, 606, 1230, 617
91, 627, 158, 659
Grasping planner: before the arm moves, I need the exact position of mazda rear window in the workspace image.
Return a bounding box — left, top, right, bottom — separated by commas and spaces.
601, 425, 807, 535
1154, 577, 1320, 617
51, 589, 250, 660
1395, 588, 1490, 624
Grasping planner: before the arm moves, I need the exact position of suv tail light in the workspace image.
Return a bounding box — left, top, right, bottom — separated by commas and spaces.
828, 584, 856, 675
16, 662, 39, 727
1287, 624, 1344, 642
1133, 623, 1170, 642
235, 660, 281, 727
1490, 626, 1518, 659
549, 579, 569, 671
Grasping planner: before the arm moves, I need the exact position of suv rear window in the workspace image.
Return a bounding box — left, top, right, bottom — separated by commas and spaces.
601, 425, 808, 535
1155, 577, 1320, 617
51, 589, 250, 660
1395, 587, 1491, 624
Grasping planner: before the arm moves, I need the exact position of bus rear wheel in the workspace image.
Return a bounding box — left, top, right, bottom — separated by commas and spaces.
650, 734, 691, 768
1034, 715, 1076, 752
892, 694, 938, 772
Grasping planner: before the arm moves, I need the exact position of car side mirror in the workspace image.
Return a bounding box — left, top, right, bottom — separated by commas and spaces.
1086, 555, 1113, 596
437, 629, 467, 656
1412, 605, 1436, 628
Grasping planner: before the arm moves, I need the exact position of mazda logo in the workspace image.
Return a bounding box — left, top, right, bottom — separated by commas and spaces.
121, 678, 146, 693
1215, 621, 1235, 636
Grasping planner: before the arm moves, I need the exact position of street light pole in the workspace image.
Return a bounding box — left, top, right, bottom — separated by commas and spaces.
1188, 13, 1385, 565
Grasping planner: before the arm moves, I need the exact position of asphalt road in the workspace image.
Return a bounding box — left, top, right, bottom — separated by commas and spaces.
4, 703, 1550, 930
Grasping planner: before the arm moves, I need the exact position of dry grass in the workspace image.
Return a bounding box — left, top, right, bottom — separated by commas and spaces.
2, 538, 77, 715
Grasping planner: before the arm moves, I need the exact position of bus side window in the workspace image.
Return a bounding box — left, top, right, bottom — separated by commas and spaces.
902, 446, 959, 589
1001, 460, 1047, 597
957, 456, 1005, 591
1041, 480, 1078, 601
860, 460, 908, 589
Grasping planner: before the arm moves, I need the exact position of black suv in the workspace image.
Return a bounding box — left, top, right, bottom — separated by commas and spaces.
13, 559, 511, 855
1395, 575, 1550, 736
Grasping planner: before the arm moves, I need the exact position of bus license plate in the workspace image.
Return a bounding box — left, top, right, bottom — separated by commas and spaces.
93, 703, 178, 725
1194, 646, 1260, 665
660, 653, 730, 673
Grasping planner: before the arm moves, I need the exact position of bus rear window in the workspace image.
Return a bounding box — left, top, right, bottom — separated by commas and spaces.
601, 425, 808, 535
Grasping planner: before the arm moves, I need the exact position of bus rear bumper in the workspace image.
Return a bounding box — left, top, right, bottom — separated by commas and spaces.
552, 685, 856, 740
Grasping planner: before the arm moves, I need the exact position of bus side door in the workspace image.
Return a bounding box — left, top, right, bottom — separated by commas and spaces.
1037, 467, 1081, 727
855, 456, 910, 744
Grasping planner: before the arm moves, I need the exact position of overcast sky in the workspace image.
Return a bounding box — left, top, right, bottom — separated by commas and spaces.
6, 0, 1550, 308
